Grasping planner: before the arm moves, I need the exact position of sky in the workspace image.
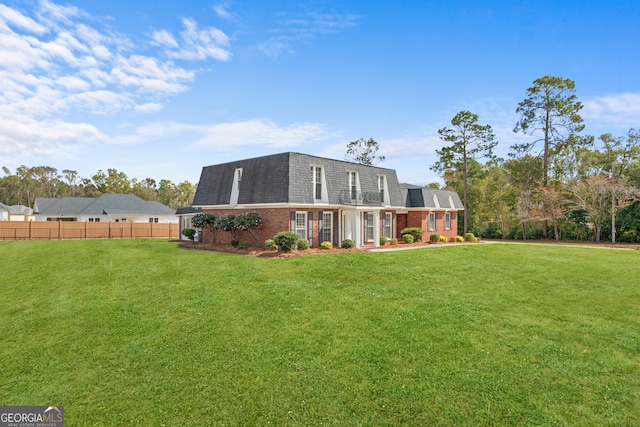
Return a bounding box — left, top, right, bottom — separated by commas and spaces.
1, 0, 639, 187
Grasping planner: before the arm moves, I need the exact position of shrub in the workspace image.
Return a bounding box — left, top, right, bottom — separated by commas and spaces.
265, 239, 278, 250
439, 235, 447, 242
320, 241, 333, 250
430, 233, 441, 242
236, 241, 249, 250
273, 231, 299, 252
401, 227, 423, 242
402, 234, 414, 243
455, 235, 464, 242
380, 237, 388, 246
464, 232, 476, 242
191, 213, 217, 242
342, 239, 355, 248
390, 238, 398, 245
215, 214, 237, 240
181, 228, 196, 241
297, 239, 310, 250
234, 212, 263, 246
231, 239, 240, 248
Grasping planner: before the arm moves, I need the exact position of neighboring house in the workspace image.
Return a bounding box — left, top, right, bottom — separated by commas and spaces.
175, 206, 203, 240
33, 194, 178, 223
188, 152, 464, 248
0, 203, 33, 221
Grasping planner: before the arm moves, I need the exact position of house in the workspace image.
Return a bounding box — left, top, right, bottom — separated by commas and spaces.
175, 206, 203, 240
33, 194, 178, 224
0, 203, 34, 221
188, 152, 463, 248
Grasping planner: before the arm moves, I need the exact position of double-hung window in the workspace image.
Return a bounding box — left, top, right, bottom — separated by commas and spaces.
428, 212, 437, 231
378, 175, 385, 204
444, 212, 452, 230
295, 212, 307, 239
364, 212, 374, 242
322, 212, 332, 243
312, 166, 322, 200
348, 171, 357, 200
382, 212, 392, 238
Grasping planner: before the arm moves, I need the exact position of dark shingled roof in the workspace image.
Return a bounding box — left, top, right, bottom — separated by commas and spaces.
399, 184, 464, 209
34, 194, 175, 215
193, 152, 408, 207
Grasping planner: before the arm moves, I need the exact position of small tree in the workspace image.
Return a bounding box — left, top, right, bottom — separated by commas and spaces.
191, 213, 217, 242
215, 214, 237, 241
234, 212, 263, 246
345, 138, 385, 165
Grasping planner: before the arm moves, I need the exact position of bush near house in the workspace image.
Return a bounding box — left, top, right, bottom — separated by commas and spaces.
402, 234, 415, 243
274, 231, 299, 252
430, 233, 442, 243
379, 237, 387, 246
464, 232, 476, 241
265, 239, 278, 250
320, 241, 333, 250
181, 228, 196, 241
401, 227, 424, 242
297, 239, 310, 250
342, 239, 355, 248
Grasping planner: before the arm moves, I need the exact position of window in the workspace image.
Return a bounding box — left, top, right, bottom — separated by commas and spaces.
444, 212, 452, 230
348, 171, 357, 199
428, 212, 437, 231
382, 212, 392, 238
322, 212, 332, 243
295, 212, 307, 239
149, 217, 159, 223
230, 168, 243, 205
378, 175, 385, 203
364, 212, 374, 242
312, 166, 322, 200
88, 217, 100, 222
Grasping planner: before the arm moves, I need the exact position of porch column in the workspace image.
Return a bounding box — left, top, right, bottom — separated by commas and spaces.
374, 210, 381, 247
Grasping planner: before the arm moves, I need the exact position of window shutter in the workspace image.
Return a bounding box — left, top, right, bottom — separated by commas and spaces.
308, 212, 313, 246
318, 211, 323, 241
333, 210, 339, 245
290, 211, 295, 232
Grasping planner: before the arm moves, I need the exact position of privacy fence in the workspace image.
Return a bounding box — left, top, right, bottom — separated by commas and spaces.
0, 221, 179, 240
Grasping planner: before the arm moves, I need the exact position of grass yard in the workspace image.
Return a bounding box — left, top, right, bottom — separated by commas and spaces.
0, 239, 638, 426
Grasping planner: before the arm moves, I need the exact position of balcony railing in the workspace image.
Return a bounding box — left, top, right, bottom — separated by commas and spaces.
338, 190, 382, 206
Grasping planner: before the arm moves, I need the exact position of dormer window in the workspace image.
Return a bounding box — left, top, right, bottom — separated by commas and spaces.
312, 166, 322, 200
378, 175, 385, 204
348, 171, 357, 200
230, 167, 243, 205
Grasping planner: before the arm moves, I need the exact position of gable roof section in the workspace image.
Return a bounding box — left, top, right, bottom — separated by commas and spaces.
399, 184, 464, 210
34, 194, 175, 215
193, 152, 406, 207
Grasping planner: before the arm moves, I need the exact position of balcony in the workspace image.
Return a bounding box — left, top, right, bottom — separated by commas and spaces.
338, 190, 382, 206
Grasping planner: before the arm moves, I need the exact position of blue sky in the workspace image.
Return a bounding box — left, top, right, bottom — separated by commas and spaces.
1, 0, 639, 186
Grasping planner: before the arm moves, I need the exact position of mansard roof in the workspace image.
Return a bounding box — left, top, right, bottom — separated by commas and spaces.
34, 194, 175, 215
192, 152, 405, 207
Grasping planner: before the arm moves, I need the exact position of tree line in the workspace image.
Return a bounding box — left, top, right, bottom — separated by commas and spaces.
428, 75, 640, 243
0, 166, 196, 210
346, 76, 640, 243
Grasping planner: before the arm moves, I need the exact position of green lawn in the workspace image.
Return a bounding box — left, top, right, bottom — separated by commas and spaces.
0, 240, 638, 426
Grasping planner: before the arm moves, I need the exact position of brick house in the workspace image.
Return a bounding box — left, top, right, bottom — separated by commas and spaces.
188, 152, 464, 248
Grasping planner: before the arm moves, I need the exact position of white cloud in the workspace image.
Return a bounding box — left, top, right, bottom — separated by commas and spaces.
213, 3, 235, 20
0, 4, 47, 34
192, 119, 340, 148
154, 18, 231, 61
582, 93, 640, 128
135, 102, 164, 114
0, 116, 105, 159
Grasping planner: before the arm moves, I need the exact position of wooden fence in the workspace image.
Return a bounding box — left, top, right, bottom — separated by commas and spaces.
0, 221, 179, 240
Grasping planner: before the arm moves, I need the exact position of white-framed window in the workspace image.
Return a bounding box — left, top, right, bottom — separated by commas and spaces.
382, 212, 392, 238
312, 166, 322, 200
149, 217, 159, 223
230, 167, 243, 205
322, 212, 332, 243
364, 212, 374, 242
444, 212, 452, 230
378, 175, 385, 203
428, 212, 437, 231
348, 171, 357, 200
295, 212, 307, 239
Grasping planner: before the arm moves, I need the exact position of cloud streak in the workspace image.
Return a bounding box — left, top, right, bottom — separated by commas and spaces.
582, 93, 640, 128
